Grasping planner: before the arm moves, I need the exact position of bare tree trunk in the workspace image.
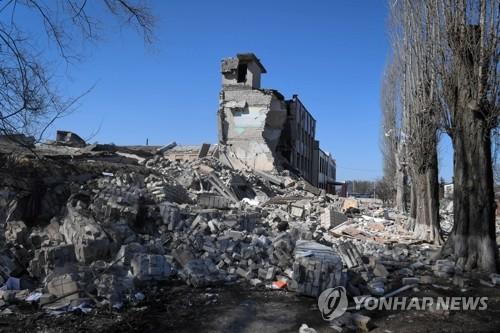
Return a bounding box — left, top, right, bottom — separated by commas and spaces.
387, 0, 499, 270
438, 3, 499, 272
442, 107, 497, 272
395, 149, 407, 213
413, 142, 442, 244
407, 172, 417, 231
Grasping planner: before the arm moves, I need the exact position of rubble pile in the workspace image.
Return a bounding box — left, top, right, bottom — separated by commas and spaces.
0, 145, 497, 321
0, 150, 339, 311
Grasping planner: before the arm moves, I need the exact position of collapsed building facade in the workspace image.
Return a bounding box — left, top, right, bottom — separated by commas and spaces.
217, 53, 337, 193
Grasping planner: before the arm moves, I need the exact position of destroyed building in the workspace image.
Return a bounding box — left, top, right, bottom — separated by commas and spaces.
217, 53, 337, 193
217, 53, 287, 173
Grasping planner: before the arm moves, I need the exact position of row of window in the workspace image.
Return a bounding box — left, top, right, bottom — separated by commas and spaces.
296, 106, 315, 137
296, 152, 312, 180
318, 182, 327, 190
319, 155, 336, 179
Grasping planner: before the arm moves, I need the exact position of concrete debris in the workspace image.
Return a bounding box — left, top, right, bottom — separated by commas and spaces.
491, 273, 500, 285
321, 207, 347, 229
433, 259, 455, 278
342, 197, 359, 213
130, 254, 173, 281
402, 277, 420, 285
61, 202, 110, 264
29, 244, 77, 278
115, 243, 145, 267
54, 131, 86, 148
94, 272, 133, 306
419, 275, 433, 284
0, 136, 489, 320
372, 263, 389, 278
4, 221, 28, 244
352, 313, 372, 332
299, 323, 318, 333
332, 241, 363, 269
292, 240, 344, 297
198, 193, 232, 209
158, 202, 181, 228
179, 259, 228, 287
46, 273, 81, 300
157, 141, 177, 154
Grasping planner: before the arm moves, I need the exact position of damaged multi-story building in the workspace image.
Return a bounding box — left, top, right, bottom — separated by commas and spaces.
217, 53, 336, 192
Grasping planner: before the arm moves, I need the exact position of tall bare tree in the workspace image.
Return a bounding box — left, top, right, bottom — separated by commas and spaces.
0, 0, 155, 141
494, 128, 500, 184
387, 0, 443, 244
430, 0, 499, 272
407, 0, 442, 244
381, 59, 405, 210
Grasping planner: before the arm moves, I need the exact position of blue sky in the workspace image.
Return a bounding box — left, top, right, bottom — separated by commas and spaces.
26, 0, 453, 181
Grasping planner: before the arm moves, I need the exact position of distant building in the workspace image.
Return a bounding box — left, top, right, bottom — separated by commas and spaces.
217, 53, 336, 192
318, 149, 336, 193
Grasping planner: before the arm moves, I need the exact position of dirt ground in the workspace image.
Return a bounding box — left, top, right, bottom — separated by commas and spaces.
2, 279, 500, 333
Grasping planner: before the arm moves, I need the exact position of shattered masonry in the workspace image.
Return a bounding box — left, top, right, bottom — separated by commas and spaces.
217, 53, 336, 193
0, 140, 355, 312
0, 135, 472, 330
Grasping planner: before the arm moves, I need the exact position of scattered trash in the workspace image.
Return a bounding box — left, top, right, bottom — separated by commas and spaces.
26, 292, 43, 302
48, 303, 93, 316
134, 292, 145, 302
299, 323, 318, 333
272, 280, 288, 289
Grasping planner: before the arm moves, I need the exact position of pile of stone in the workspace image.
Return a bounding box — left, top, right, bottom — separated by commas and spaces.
0, 150, 475, 319
0, 152, 352, 312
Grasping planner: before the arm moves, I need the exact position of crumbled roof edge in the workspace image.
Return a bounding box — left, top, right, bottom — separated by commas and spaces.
236, 53, 267, 73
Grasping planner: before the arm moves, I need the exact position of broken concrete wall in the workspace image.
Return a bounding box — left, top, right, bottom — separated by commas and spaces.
218, 53, 289, 172
218, 88, 287, 172
221, 59, 261, 89
221, 53, 265, 90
